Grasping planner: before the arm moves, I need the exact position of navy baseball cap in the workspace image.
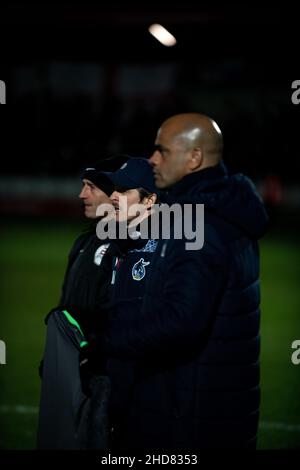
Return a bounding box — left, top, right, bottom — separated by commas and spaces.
102, 158, 156, 194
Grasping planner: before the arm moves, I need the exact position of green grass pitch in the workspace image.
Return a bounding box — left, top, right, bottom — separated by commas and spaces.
0, 219, 299, 449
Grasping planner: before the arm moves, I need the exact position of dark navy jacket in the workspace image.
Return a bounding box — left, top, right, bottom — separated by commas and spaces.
106, 238, 158, 438
103, 162, 268, 450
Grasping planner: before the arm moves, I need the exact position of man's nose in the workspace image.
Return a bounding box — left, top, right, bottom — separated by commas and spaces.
79, 185, 88, 199
79, 188, 85, 199
110, 191, 120, 202
149, 151, 160, 167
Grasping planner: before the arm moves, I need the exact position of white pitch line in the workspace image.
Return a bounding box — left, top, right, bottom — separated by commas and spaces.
0, 405, 38, 414
0, 406, 299, 433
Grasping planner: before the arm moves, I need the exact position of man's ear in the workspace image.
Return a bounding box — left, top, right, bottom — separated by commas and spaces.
189, 147, 203, 171
143, 193, 157, 208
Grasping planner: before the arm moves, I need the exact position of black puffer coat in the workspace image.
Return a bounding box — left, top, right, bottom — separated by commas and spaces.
103, 162, 268, 450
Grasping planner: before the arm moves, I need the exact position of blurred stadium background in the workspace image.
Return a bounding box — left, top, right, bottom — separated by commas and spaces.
0, 1, 299, 450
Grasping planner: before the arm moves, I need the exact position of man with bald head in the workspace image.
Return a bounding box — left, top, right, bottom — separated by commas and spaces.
151, 113, 223, 189
99, 113, 268, 450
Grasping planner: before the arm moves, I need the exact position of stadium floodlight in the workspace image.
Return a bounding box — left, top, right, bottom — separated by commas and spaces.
148, 24, 177, 47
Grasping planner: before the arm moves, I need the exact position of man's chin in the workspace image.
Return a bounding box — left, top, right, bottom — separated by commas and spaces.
84, 207, 97, 219
153, 174, 164, 188
154, 179, 166, 189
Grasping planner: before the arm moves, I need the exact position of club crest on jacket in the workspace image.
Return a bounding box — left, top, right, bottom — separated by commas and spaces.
132, 258, 150, 281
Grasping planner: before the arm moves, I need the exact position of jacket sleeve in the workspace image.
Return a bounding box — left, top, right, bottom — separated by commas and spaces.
58, 233, 89, 305
101, 239, 227, 359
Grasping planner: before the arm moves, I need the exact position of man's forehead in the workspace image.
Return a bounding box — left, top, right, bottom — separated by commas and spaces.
154, 134, 183, 149
156, 124, 184, 143
82, 178, 106, 193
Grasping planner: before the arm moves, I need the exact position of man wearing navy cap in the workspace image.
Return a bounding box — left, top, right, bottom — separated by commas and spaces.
95, 113, 268, 450
37, 156, 158, 450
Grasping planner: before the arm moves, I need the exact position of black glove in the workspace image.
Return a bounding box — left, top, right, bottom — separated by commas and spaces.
60, 305, 108, 338
59, 304, 82, 324
45, 304, 82, 323
79, 340, 107, 397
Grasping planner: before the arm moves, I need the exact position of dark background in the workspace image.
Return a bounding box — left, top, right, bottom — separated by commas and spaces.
0, 1, 300, 455
0, 1, 299, 183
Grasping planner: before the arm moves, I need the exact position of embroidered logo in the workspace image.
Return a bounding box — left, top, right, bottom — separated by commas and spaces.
94, 243, 110, 266
132, 258, 150, 281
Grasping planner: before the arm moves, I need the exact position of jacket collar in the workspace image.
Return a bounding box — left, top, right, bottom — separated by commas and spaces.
166, 160, 228, 197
